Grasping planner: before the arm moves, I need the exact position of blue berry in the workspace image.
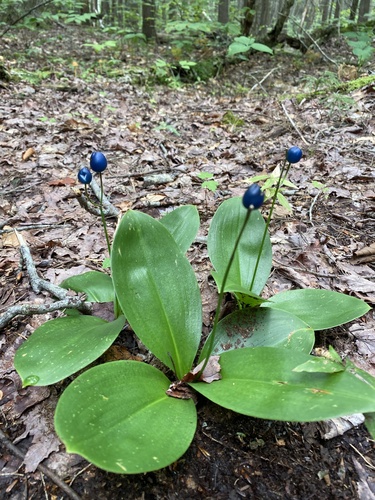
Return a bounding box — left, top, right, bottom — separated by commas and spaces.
286, 146, 302, 164
243, 184, 264, 210
90, 152, 107, 172
78, 167, 92, 185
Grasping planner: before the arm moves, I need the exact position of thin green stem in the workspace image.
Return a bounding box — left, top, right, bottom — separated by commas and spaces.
196, 208, 253, 379
98, 173, 111, 256
249, 159, 291, 292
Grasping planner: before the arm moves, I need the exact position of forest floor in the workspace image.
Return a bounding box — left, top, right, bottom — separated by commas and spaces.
0, 26, 375, 499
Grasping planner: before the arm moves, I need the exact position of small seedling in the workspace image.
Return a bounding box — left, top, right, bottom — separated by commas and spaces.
197, 172, 219, 193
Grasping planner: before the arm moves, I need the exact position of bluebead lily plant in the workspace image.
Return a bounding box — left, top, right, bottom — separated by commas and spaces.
14, 148, 375, 474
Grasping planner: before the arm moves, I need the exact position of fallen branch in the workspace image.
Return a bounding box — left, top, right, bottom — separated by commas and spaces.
288, 15, 338, 66
280, 101, 310, 145
0, 230, 90, 330
17, 230, 68, 299
0, 296, 87, 331
0, 428, 82, 500
75, 177, 120, 218
0, 0, 55, 38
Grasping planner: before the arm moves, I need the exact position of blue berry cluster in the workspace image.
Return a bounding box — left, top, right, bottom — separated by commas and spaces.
78, 152, 108, 185
243, 184, 264, 210
242, 147, 302, 210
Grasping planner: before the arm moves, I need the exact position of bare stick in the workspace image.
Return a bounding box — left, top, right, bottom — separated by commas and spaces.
16, 230, 70, 299
280, 101, 310, 145
0, 296, 87, 331
288, 16, 338, 66
75, 177, 120, 219
0, 224, 72, 235
0, 0, 55, 38
89, 177, 120, 217
0, 428, 82, 500
0, 230, 90, 330
250, 67, 277, 92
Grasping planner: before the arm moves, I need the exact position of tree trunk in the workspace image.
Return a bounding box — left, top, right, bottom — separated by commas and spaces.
142, 0, 156, 40
322, 0, 331, 23
349, 0, 360, 20
267, 0, 296, 45
218, 0, 229, 24
241, 0, 256, 36
358, 0, 371, 22
334, 0, 341, 20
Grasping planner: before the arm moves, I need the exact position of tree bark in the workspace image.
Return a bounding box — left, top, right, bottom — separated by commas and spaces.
241, 0, 256, 36
334, 0, 341, 20
322, 0, 331, 23
142, 0, 156, 40
218, 0, 229, 24
267, 0, 296, 45
349, 0, 360, 20
358, 0, 371, 22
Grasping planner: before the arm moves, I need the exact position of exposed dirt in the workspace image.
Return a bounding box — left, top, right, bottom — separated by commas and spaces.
1, 26, 375, 499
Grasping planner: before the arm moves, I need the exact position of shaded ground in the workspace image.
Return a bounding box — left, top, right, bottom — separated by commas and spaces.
1, 26, 375, 499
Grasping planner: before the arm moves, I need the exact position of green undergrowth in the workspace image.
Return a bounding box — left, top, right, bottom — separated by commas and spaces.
293, 74, 375, 103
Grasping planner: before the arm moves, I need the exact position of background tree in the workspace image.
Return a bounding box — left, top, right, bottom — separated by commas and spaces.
349, 0, 360, 19
240, 0, 256, 36
267, 0, 296, 45
142, 0, 156, 39
218, 0, 229, 24
358, 0, 371, 21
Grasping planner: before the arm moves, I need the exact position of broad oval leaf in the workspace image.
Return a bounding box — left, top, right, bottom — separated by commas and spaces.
55, 361, 197, 474
262, 289, 371, 330
160, 205, 200, 253
208, 197, 272, 295
251, 42, 273, 55
60, 271, 114, 303
15, 315, 125, 386
192, 347, 375, 422
199, 308, 314, 363
112, 211, 202, 379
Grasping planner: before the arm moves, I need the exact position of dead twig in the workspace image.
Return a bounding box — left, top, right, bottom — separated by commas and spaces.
0, 0, 56, 38
0, 230, 90, 330
280, 101, 310, 145
288, 16, 338, 66
250, 67, 277, 93
0, 296, 87, 331
75, 177, 120, 218
15, 230, 70, 299
0, 223, 72, 234
0, 428, 82, 500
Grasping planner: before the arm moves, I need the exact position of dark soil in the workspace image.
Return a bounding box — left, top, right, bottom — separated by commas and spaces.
1, 25, 375, 500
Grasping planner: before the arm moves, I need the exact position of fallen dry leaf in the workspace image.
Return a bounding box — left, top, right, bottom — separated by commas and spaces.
22, 147, 35, 161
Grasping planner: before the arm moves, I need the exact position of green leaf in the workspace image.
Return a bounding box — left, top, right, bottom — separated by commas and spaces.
197, 172, 214, 180
208, 197, 272, 295
55, 361, 197, 474
199, 308, 314, 363
213, 281, 266, 307
227, 36, 254, 56
160, 205, 200, 253
192, 347, 375, 421
293, 357, 345, 374
364, 413, 375, 440
276, 192, 292, 212
262, 289, 370, 329
112, 211, 202, 379
102, 257, 111, 269
202, 180, 218, 192
14, 315, 125, 386
251, 42, 273, 55
60, 271, 114, 303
